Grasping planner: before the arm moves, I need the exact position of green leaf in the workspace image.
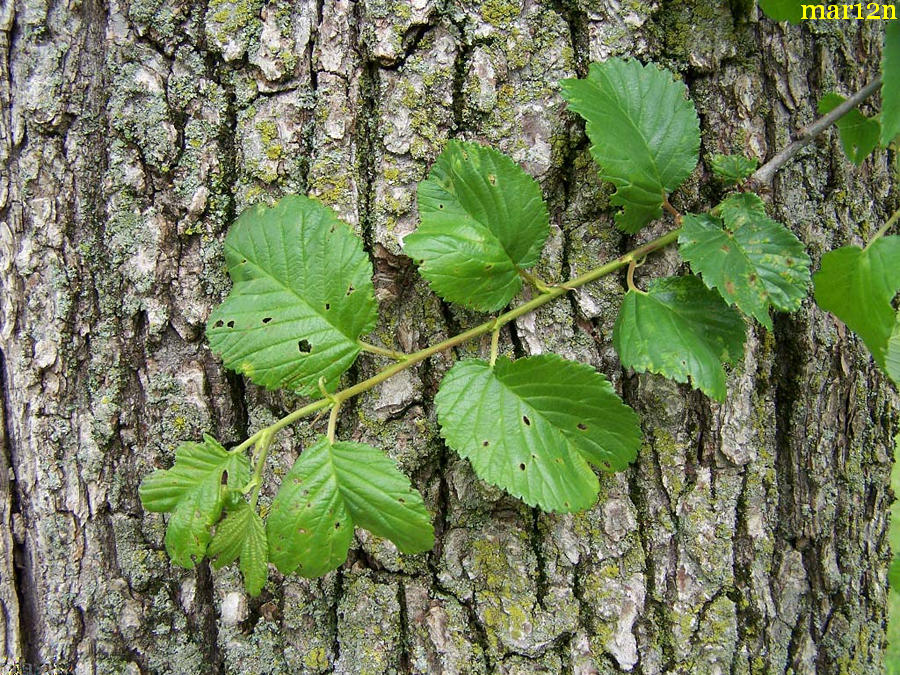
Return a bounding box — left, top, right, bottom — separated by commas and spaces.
207, 195, 377, 395
434, 354, 642, 513
561, 58, 700, 233
814, 236, 900, 370
818, 92, 880, 165
208, 501, 268, 596
267, 438, 434, 577
613, 275, 746, 401
887, 312, 900, 385
139, 435, 251, 567
679, 193, 811, 330
708, 154, 758, 184
890, 553, 900, 589
757, 0, 803, 23
402, 140, 550, 312
883, 19, 900, 146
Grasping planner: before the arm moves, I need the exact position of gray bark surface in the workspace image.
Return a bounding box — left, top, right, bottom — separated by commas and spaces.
0, 0, 897, 672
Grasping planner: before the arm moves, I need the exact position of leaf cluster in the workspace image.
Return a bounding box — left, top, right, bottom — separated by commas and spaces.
139, 53, 896, 595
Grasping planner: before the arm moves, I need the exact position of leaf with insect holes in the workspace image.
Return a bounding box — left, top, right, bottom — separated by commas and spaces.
709, 153, 758, 184
434, 354, 642, 513
813, 236, 900, 372
613, 275, 746, 401
561, 58, 700, 233
402, 140, 550, 312
139, 435, 251, 567
883, 20, 900, 146
266, 437, 434, 578
208, 500, 268, 596
207, 195, 377, 395
818, 93, 880, 165
679, 193, 811, 330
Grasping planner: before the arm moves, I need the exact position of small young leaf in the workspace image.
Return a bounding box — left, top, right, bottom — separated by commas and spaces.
267, 438, 434, 577
883, 20, 900, 146
818, 92, 880, 165
709, 153, 758, 184
207, 195, 377, 395
434, 354, 642, 513
887, 313, 900, 385
208, 501, 268, 596
613, 275, 746, 401
139, 435, 251, 567
679, 193, 811, 329
813, 236, 900, 370
402, 140, 550, 311
757, 0, 803, 23
561, 58, 700, 233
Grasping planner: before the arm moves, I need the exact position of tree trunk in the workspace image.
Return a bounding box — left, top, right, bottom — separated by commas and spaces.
1, 0, 897, 672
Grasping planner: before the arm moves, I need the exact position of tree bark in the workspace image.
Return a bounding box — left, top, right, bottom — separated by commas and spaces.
1, 0, 897, 673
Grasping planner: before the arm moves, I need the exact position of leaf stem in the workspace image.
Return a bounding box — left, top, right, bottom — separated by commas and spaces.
662, 196, 683, 225
489, 323, 501, 366
230, 430, 264, 455
626, 258, 646, 295
248, 430, 273, 508
358, 340, 408, 361
229, 227, 682, 457
865, 207, 900, 249
327, 401, 341, 444
518, 269, 554, 293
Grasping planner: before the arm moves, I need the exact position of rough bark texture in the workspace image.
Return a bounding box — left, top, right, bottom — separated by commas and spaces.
0, 0, 897, 672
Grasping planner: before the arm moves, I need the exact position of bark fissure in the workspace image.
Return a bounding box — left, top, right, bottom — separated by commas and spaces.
771, 312, 808, 668
529, 508, 549, 610
395, 581, 412, 674
330, 568, 344, 666
449, 19, 473, 134
0, 347, 28, 664
550, 0, 589, 79
627, 417, 680, 672
357, 55, 380, 253
731, 467, 762, 672
505, 321, 527, 360
196, 562, 226, 673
